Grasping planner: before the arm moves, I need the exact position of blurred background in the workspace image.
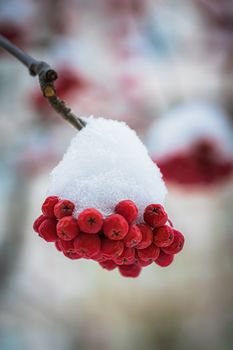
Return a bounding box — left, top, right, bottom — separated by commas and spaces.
0, 0, 233, 349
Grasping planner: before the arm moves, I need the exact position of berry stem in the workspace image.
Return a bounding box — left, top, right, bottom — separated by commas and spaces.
0, 35, 86, 131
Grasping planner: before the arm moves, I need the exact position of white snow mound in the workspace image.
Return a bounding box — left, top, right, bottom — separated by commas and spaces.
48, 117, 167, 220
146, 101, 233, 160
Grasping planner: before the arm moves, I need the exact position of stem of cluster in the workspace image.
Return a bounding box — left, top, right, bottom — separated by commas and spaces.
0, 35, 86, 131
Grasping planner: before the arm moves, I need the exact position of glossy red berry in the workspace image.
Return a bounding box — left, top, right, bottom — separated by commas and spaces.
114, 247, 135, 265
54, 199, 75, 219
137, 244, 160, 262
99, 260, 117, 270
74, 233, 101, 258
57, 216, 79, 241
143, 204, 168, 228
33, 214, 47, 233
115, 200, 138, 224
153, 225, 174, 248
103, 214, 129, 240
136, 223, 153, 249
119, 264, 142, 278
41, 196, 58, 218
77, 208, 103, 234
167, 219, 174, 227
64, 251, 82, 260
55, 240, 62, 252
57, 239, 75, 253
101, 238, 124, 259
90, 249, 102, 261
136, 255, 153, 267
162, 230, 185, 255
95, 256, 107, 262
155, 250, 174, 267
38, 219, 58, 242
124, 224, 142, 248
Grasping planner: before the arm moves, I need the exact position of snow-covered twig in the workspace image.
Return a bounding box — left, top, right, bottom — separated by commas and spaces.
0, 34, 86, 131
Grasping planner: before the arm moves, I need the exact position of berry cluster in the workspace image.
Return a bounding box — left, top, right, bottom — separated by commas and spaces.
156, 140, 233, 186
33, 197, 185, 278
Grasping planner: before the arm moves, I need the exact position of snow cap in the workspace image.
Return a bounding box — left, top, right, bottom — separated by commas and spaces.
48, 117, 167, 220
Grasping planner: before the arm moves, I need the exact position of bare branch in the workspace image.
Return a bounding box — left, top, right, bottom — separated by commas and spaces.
0, 35, 86, 131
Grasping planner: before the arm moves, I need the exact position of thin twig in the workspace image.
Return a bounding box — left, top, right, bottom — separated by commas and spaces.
0, 35, 86, 130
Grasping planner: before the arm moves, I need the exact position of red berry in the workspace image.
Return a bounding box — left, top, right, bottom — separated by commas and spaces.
162, 230, 185, 255
74, 233, 101, 258
54, 199, 75, 219
64, 251, 82, 260
57, 239, 75, 253
115, 200, 138, 224
77, 208, 103, 234
100, 238, 124, 259
136, 223, 153, 249
114, 247, 135, 265
136, 256, 153, 267
99, 260, 117, 270
167, 219, 173, 227
119, 264, 142, 278
95, 254, 108, 262
33, 214, 47, 233
137, 244, 160, 262
155, 250, 174, 267
91, 248, 105, 261
38, 219, 58, 242
124, 224, 142, 248
153, 225, 174, 248
57, 216, 79, 241
143, 204, 168, 228
55, 240, 62, 252
41, 196, 58, 218
103, 214, 129, 240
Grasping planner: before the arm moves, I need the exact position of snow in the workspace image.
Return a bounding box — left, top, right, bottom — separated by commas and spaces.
48, 117, 167, 221
146, 101, 233, 160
